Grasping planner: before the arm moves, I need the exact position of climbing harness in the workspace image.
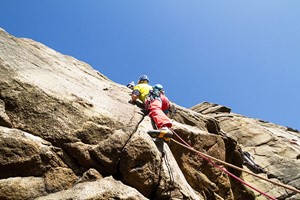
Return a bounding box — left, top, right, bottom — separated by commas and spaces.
169, 128, 300, 199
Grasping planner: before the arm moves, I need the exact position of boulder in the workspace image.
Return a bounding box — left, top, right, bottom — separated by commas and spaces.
0, 177, 46, 200
191, 101, 231, 114
36, 176, 148, 200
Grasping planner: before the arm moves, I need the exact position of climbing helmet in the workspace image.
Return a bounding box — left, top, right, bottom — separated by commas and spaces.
138, 75, 149, 83
152, 84, 163, 97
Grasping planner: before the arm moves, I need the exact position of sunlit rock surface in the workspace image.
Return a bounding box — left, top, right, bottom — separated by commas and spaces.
1, 28, 299, 199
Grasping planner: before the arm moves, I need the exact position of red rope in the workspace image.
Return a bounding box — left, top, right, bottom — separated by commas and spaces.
170, 128, 277, 200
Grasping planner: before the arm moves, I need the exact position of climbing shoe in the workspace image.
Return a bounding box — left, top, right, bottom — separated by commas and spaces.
147, 127, 173, 142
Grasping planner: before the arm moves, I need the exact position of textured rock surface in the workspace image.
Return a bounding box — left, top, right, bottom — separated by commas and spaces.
0, 28, 202, 199
36, 176, 148, 200
192, 102, 300, 199
1, 28, 299, 199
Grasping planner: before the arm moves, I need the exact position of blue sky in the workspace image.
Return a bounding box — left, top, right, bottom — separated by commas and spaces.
1, 1, 299, 130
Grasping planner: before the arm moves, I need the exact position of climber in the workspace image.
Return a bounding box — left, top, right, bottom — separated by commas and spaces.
130, 75, 152, 104
128, 75, 173, 142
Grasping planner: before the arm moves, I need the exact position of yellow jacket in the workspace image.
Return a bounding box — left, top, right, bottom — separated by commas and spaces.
132, 83, 153, 103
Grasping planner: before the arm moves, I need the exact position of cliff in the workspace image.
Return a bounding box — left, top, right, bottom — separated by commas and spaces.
0, 28, 299, 199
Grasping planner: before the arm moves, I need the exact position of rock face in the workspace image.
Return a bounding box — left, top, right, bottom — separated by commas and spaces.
191, 103, 300, 200
0, 28, 299, 199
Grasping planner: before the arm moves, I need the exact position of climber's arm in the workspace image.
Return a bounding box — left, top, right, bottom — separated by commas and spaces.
131, 89, 140, 103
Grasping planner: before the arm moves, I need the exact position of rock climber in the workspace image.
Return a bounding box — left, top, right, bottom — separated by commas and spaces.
128, 74, 173, 142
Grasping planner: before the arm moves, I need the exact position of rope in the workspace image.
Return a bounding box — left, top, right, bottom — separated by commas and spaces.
170, 138, 277, 200
169, 129, 300, 194
169, 129, 285, 200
